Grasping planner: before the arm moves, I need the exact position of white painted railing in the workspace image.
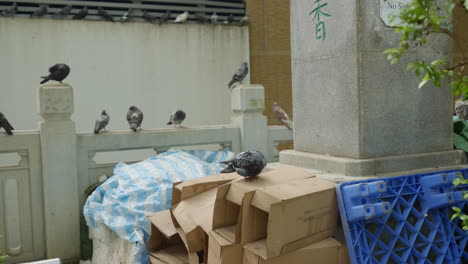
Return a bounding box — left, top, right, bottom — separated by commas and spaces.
0, 83, 292, 263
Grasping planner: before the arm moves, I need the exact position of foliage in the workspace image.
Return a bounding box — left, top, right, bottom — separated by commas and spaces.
451, 173, 468, 230
0, 252, 7, 264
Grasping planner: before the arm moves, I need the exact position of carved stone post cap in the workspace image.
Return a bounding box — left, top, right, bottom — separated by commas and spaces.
231, 84, 265, 112
39, 83, 74, 119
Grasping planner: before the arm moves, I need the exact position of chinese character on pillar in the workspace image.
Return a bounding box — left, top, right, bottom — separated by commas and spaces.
309, 0, 331, 40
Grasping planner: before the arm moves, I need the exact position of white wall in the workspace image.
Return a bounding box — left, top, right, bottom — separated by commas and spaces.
0, 18, 249, 134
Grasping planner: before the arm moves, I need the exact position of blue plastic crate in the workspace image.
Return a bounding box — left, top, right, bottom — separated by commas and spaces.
336, 169, 468, 264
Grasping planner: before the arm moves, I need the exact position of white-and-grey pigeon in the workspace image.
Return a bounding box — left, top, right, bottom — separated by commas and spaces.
456, 100, 468, 120
227, 62, 248, 89
273, 102, 293, 129
0, 112, 14, 135
174, 11, 188, 23
55, 4, 72, 17
30, 6, 47, 18
94, 110, 110, 134
221, 150, 267, 181
127, 106, 143, 132
72, 6, 88, 20
210, 12, 218, 24
120, 8, 133, 23
239, 16, 249, 26
1, 2, 17, 17
167, 110, 186, 128
40, 63, 71, 84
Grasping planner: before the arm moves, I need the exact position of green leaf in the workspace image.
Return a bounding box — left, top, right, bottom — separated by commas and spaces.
453, 206, 462, 214
464, 0, 468, 11
419, 75, 430, 89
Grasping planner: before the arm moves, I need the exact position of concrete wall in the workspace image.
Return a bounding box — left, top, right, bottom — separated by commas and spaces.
0, 18, 249, 133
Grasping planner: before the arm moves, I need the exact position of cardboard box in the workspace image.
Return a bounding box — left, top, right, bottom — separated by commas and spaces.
243, 238, 350, 264
243, 177, 338, 259
147, 210, 181, 253
207, 231, 243, 264
149, 244, 189, 264
212, 166, 315, 244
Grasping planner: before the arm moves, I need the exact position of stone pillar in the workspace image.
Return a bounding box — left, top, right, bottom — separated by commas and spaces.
39, 83, 80, 260
231, 84, 268, 155
280, 0, 465, 176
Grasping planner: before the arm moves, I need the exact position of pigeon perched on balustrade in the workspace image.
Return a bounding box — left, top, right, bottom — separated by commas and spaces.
55, 4, 72, 17
174, 11, 188, 23
159, 10, 171, 24
127, 106, 143, 132
227, 62, 248, 89
224, 14, 234, 24
221, 150, 267, 181
195, 14, 208, 23
273, 102, 293, 129
210, 12, 218, 24
30, 6, 47, 18
456, 100, 468, 120
0, 112, 14, 136
167, 110, 186, 128
1, 2, 17, 17
98, 7, 114, 22
239, 16, 249, 26
73, 6, 88, 20
143, 10, 157, 23
40, 63, 71, 84
120, 8, 133, 23
94, 110, 110, 134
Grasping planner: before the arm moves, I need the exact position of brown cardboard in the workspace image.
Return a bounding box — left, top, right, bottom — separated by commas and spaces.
175, 228, 202, 264
207, 231, 243, 264
149, 244, 189, 264
243, 238, 350, 264
212, 166, 315, 243
244, 177, 339, 259
147, 210, 182, 252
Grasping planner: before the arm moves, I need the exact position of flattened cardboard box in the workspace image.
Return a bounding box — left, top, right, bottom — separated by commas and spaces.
243, 176, 338, 259
149, 244, 189, 264
212, 166, 315, 244
243, 238, 350, 264
207, 230, 243, 264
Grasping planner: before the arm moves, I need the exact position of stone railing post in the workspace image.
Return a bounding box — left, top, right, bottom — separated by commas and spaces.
39, 83, 80, 260
231, 84, 268, 155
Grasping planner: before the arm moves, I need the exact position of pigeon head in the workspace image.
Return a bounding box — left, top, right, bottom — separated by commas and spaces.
273, 102, 279, 107
0, 112, 4, 118
242, 62, 248, 68
129, 106, 139, 111
101, 110, 107, 115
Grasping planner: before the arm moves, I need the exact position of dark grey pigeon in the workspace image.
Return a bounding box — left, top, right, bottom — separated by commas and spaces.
159, 10, 170, 25
0, 112, 14, 136
143, 10, 157, 23
195, 14, 208, 23
127, 106, 143, 132
30, 6, 47, 18
167, 110, 186, 128
55, 4, 72, 17
227, 62, 248, 89
210, 12, 218, 24
98, 7, 114, 22
120, 8, 133, 23
221, 150, 267, 181
40, 63, 71, 84
225, 14, 234, 24
72, 6, 88, 20
94, 110, 110, 134
1, 2, 17, 17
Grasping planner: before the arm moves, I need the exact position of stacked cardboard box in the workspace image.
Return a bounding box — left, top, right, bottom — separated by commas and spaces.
147, 166, 350, 264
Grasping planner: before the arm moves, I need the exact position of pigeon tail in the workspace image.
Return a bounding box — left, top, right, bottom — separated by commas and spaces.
221, 165, 236, 173
227, 79, 236, 89
283, 119, 293, 130
167, 121, 173, 125
40, 76, 49, 84
93, 129, 99, 134
130, 123, 138, 132
4, 128, 13, 135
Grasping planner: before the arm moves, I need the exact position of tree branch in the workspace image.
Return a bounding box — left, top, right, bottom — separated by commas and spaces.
447, 62, 468, 71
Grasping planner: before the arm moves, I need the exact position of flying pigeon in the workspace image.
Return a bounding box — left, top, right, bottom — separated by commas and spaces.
30, 6, 47, 18
227, 62, 248, 89
456, 100, 468, 120
195, 14, 208, 23
127, 106, 143, 132
98, 7, 114, 22
159, 10, 170, 24
40, 63, 71, 84
210, 12, 218, 24
167, 110, 186, 128
72, 6, 88, 20
143, 10, 157, 23
1, 2, 17, 17
224, 14, 234, 24
174, 11, 188, 23
0, 112, 14, 136
239, 16, 249, 26
273, 102, 293, 129
120, 8, 133, 23
55, 4, 72, 17
221, 150, 267, 181
94, 110, 110, 134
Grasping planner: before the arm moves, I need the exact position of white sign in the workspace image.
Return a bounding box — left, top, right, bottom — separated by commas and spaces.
380, 0, 412, 26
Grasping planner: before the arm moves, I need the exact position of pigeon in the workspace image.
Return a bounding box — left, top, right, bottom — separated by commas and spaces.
221, 150, 267, 181
239, 16, 249, 26
273, 102, 293, 129
94, 110, 110, 134
143, 10, 157, 23
40, 63, 71, 84
0, 112, 14, 136
210, 12, 218, 24
55, 4, 72, 17
224, 14, 234, 24
227, 62, 249, 89
98, 7, 114, 22
167, 110, 186, 128
195, 14, 208, 23
120, 8, 133, 23
174, 11, 188, 23
127, 106, 143, 132
72, 6, 88, 20
455, 100, 468, 120
30, 6, 47, 18
1, 2, 17, 17
159, 10, 170, 24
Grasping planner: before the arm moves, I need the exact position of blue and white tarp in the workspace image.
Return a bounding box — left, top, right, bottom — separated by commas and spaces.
83, 149, 234, 263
